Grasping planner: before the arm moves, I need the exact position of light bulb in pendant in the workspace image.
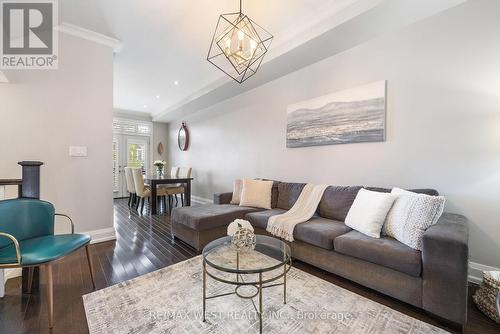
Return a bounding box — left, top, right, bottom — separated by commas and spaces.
250, 39, 257, 51
225, 38, 231, 55
237, 29, 244, 51
237, 30, 244, 41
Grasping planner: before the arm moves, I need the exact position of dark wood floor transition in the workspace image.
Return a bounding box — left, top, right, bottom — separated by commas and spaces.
0, 199, 498, 333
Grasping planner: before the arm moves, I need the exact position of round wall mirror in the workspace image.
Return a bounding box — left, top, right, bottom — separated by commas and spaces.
178, 122, 189, 151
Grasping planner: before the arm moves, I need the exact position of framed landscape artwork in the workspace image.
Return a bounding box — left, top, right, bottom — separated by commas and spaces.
286, 80, 387, 148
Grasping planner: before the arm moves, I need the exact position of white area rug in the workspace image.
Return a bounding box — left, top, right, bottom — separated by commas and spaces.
83, 255, 448, 333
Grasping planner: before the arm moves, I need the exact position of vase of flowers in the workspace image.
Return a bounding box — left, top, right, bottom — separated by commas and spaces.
153, 160, 166, 176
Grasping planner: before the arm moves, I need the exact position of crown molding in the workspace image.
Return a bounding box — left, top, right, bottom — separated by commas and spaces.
56, 22, 123, 53
0, 71, 8, 83
114, 109, 153, 122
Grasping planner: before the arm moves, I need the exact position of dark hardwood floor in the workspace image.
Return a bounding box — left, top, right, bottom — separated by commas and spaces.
0, 198, 498, 333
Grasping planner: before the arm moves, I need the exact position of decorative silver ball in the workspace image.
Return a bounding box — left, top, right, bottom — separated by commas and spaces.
231, 227, 256, 252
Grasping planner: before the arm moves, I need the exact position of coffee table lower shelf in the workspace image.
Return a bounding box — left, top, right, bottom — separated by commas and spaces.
202, 256, 292, 334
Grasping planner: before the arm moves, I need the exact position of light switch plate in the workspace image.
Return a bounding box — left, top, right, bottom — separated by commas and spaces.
69, 146, 87, 157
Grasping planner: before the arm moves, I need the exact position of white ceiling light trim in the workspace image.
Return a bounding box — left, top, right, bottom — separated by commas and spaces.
57, 22, 123, 53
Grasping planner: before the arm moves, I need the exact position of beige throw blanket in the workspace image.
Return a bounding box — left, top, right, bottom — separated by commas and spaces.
266, 183, 329, 241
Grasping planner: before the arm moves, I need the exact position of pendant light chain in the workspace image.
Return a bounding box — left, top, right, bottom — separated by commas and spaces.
239, 0, 242, 13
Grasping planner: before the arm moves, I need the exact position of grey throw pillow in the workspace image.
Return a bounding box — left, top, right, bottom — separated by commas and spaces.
383, 188, 445, 250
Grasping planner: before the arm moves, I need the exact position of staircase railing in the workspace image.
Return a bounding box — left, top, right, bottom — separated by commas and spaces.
0, 179, 23, 199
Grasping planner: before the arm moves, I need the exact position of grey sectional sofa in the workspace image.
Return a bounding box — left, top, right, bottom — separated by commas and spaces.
171, 181, 469, 327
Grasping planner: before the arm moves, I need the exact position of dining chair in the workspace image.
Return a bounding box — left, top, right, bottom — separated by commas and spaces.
167, 166, 181, 204
0, 198, 96, 329
131, 167, 151, 213
124, 167, 136, 207
161, 167, 192, 211
170, 166, 179, 178
131, 167, 169, 214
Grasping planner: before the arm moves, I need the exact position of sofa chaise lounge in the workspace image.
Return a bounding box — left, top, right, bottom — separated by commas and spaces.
171, 181, 469, 327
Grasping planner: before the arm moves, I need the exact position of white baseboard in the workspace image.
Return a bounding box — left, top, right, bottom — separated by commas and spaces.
84, 227, 116, 244
191, 195, 212, 205
5, 268, 22, 281
468, 261, 500, 284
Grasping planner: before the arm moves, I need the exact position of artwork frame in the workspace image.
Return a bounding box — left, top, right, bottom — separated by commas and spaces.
286, 81, 387, 148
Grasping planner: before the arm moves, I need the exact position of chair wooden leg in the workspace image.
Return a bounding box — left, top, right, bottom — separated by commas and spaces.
45, 263, 54, 329
140, 197, 145, 213
85, 245, 96, 290
128, 193, 132, 207
175, 194, 179, 206
181, 193, 184, 206
135, 197, 140, 210
27, 267, 35, 294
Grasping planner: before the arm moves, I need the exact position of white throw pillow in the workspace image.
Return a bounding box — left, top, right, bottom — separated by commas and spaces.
383, 188, 445, 250
345, 189, 397, 238
239, 179, 273, 209
230, 179, 243, 204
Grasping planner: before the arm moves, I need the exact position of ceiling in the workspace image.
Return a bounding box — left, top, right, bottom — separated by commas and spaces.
56, 0, 465, 121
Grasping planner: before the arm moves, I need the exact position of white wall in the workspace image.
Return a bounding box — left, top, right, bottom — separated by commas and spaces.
153, 122, 169, 163
0, 33, 114, 236
168, 0, 500, 270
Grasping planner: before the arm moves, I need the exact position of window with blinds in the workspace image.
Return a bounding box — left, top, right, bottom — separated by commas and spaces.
112, 138, 120, 193
113, 118, 152, 136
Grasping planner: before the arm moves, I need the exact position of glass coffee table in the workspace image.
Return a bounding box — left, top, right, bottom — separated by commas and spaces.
202, 235, 292, 333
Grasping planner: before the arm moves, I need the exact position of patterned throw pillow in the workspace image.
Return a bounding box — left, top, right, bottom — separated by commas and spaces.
383, 188, 445, 250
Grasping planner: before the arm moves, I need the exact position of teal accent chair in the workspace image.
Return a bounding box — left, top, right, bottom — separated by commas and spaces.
0, 198, 96, 328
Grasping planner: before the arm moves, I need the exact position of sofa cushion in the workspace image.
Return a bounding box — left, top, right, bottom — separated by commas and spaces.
277, 182, 306, 210
245, 208, 286, 229
171, 204, 263, 231
271, 181, 280, 208
293, 217, 352, 250
334, 230, 422, 277
319, 186, 363, 221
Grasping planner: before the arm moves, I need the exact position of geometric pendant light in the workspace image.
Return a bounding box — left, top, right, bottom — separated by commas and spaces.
207, 0, 273, 84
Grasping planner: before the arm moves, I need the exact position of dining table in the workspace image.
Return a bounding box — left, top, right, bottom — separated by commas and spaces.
144, 174, 193, 215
